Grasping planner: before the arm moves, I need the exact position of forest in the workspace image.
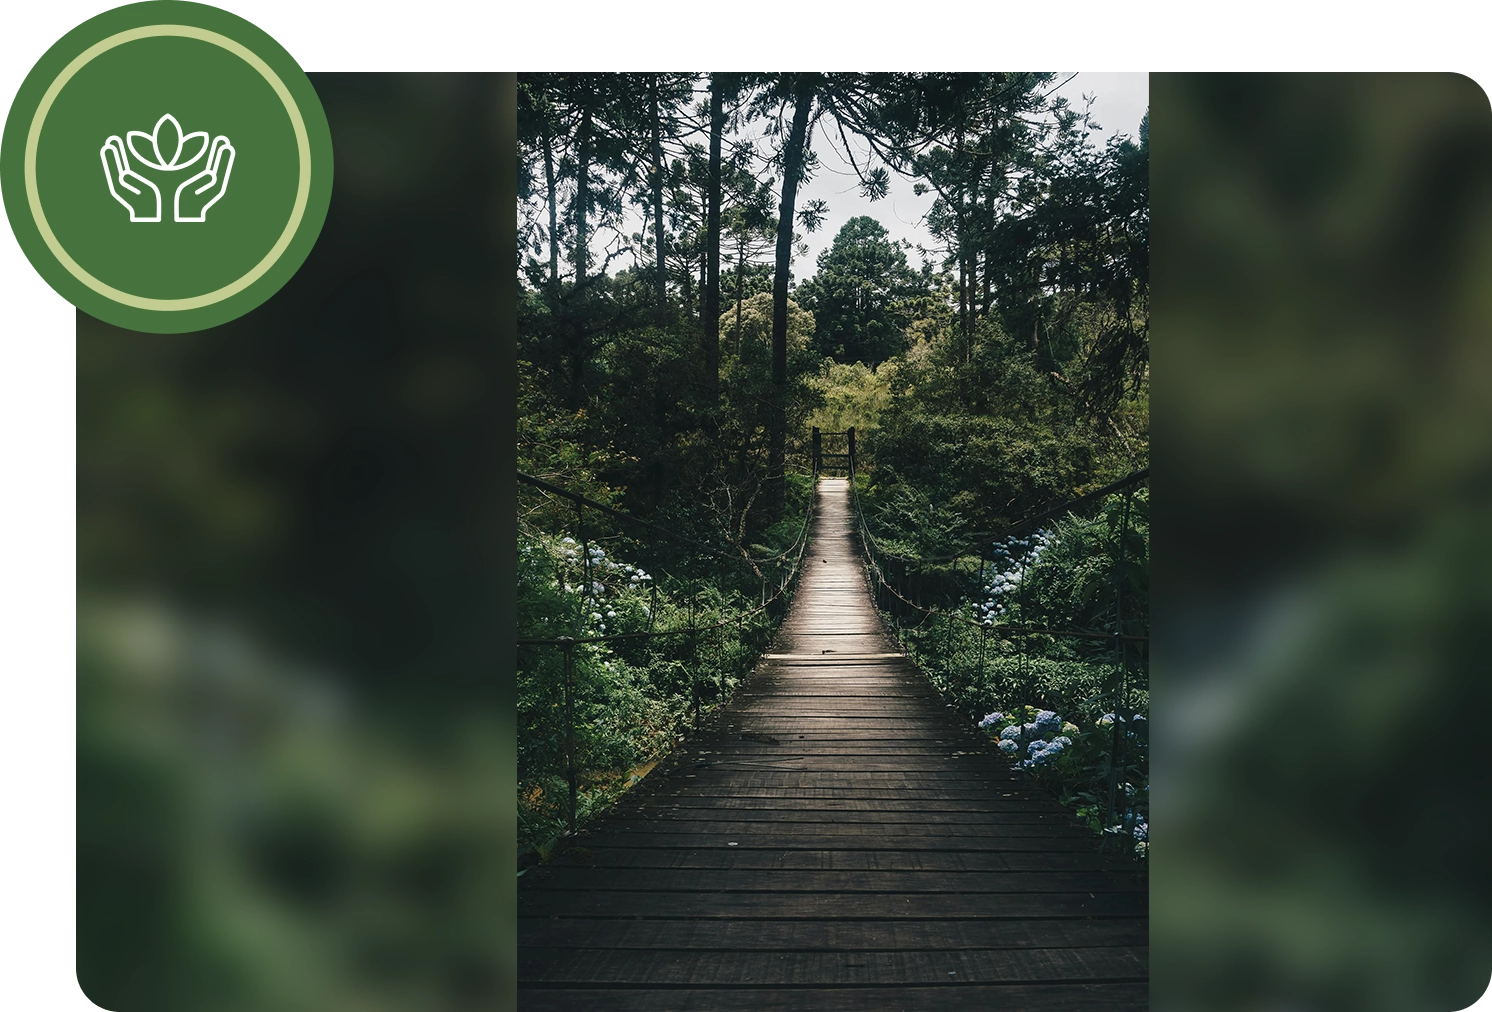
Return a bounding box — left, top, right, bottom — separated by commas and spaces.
516, 72, 1149, 855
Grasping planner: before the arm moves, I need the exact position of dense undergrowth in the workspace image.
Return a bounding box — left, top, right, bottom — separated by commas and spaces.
860, 479, 1149, 855
517, 473, 813, 856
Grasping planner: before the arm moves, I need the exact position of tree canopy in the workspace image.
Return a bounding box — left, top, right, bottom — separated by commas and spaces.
796, 216, 924, 367
516, 71, 1148, 539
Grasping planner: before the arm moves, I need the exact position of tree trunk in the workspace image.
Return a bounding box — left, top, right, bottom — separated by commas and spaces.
735, 233, 746, 355
957, 242, 968, 359
981, 167, 996, 320
542, 125, 558, 289
770, 77, 814, 516
573, 104, 592, 287
568, 99, 593, 407
704, 75, 725, 401
648, 77, 668, 324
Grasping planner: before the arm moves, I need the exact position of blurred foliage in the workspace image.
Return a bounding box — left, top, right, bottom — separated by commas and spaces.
1153, 73, 1492, 1012
77, 74, 510, 1012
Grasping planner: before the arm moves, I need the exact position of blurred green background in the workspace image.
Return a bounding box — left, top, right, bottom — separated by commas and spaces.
76, 74, 514, 1012
1152, 74, 1492, 1011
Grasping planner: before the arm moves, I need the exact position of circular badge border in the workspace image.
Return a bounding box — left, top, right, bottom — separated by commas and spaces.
24, 23, 311, 311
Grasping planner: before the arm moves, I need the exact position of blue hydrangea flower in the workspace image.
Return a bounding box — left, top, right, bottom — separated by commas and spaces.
1053, 736, 1072, 748
978, 712, 1004, 730
1027, 740, 1047, 757
1133, 821, 1148, 841
997, 739, 1019, 755
1033, 710, 1061, 736
1032, 741, 1064, 766
999, 725, 1022, 742
1022, 722, 1038, 738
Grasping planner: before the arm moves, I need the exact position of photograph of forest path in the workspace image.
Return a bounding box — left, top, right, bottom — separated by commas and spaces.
517, 73, 1148, 1008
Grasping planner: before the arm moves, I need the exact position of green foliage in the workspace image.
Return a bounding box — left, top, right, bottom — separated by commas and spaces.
515, 475, 811, 854
515, 69, 1150, 864
867, 482, 966, 559
721, 292, 817, 382
795, 216, 927, 366
861, 311, 1143, 537
871, 482, 1148, 858
804, 359, 895, 437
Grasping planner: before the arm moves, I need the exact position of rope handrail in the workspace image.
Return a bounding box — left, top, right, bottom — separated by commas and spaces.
850, 470, 1148, 637
518, 469, 812, 568
518, 496, 814, 649
863, 557, 1149, 643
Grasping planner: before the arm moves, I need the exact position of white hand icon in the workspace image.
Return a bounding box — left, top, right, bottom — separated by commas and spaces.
100, 135, 162, 222
174, 135, 235, 223
100, 116, 235, 223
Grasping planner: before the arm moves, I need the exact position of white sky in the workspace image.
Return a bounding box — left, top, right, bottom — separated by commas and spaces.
585, 72, 1148, 282
798, 72, 1147, 271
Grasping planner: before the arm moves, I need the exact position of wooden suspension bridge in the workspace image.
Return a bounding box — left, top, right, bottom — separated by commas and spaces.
518, 476, 1148, 1010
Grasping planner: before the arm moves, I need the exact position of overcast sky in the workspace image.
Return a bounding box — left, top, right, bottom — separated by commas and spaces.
794, 72, 1148, 271
580, 73, 1148, 283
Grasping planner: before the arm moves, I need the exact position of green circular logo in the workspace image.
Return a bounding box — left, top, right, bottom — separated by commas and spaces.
1, 1, 333, 333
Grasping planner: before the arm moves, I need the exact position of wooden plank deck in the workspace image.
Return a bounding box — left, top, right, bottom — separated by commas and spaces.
518, 477, 1148, 1010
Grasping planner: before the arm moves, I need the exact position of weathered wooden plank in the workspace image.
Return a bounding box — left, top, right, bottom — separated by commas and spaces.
619, 809, 1082, 827
520, 945, 1148, 985
647, 776, 1032, 794
516, 916, 1149, 952
630, 787, 1051, 802
652, 749, 1025, 760
516, 982, 1149, 1012
554, 832, 1105, 853
519, 890, 1147, 919
584, 819, 1096, 839
630, 797, 1062, 813
521, 867, 1147, 895
544, 846, 1138, 874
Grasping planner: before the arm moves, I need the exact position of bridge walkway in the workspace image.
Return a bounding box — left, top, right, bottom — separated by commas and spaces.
517, 477, 1148, 1010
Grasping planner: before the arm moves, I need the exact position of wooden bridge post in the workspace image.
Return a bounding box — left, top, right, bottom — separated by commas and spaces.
690, 580, 699, 725
1020, 549, 1029, 689
577, 498, 593, 637
977, 548, 987, 686
1105, 485, 1136, 848
811, 426, 821, 477
561, 638, 578, 835
846, 426, 856, 482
